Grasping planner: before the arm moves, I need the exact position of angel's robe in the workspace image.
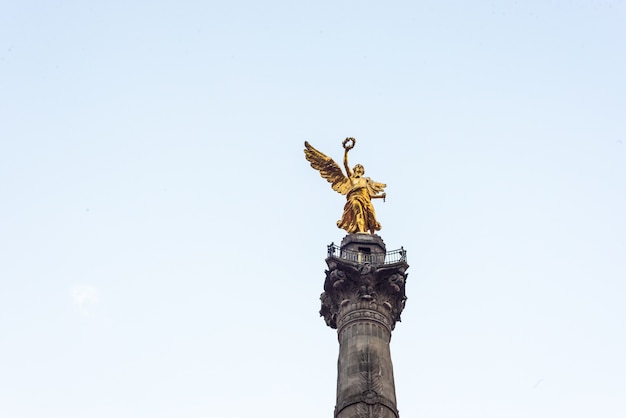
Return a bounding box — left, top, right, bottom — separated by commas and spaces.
337, 184, 381, 234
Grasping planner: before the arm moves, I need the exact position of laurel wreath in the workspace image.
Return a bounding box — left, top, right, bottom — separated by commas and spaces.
342, 137, 356, 150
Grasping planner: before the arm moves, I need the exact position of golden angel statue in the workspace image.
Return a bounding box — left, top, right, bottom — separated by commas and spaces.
304, 138, 387, 234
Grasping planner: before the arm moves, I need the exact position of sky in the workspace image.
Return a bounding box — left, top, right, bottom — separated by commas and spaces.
1, 1, 625, 417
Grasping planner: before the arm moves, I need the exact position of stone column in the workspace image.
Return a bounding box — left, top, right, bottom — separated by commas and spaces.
320, 234, 408, 418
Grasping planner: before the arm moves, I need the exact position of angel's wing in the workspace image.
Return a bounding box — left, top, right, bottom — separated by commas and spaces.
304, 141, 351, 195
367, 179, 386, 196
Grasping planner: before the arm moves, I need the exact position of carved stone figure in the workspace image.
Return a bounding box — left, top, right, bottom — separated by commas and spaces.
304, 138, 387, 234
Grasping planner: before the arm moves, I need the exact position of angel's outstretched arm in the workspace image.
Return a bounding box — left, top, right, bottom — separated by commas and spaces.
343, 148, 352, 178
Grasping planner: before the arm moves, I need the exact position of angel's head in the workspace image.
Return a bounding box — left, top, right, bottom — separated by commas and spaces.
353, 164, 365, 177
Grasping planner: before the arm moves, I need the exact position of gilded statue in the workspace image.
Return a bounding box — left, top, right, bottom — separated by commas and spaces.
304, 138, 387, 234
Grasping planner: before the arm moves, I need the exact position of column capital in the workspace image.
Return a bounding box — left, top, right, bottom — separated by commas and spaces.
320, 235, 409, 330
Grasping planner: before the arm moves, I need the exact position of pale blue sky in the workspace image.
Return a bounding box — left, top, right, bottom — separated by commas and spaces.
1, 1, 625, 417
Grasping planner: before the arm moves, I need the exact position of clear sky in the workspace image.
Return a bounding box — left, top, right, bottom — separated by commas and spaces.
1, 1, 625, 417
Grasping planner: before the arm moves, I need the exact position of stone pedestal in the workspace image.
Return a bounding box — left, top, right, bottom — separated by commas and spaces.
320, 234, 409, 418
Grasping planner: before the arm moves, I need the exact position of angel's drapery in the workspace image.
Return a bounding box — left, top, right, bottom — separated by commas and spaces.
337, 185, 381, 234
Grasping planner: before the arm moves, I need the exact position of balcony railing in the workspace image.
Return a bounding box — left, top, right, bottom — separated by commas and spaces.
327, 243, 407, 265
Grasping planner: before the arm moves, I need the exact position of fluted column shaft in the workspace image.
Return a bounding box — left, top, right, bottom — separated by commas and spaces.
335, 302, 398, 418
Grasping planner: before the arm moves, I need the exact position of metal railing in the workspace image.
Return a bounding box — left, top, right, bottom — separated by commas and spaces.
327, 243, 407, 265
